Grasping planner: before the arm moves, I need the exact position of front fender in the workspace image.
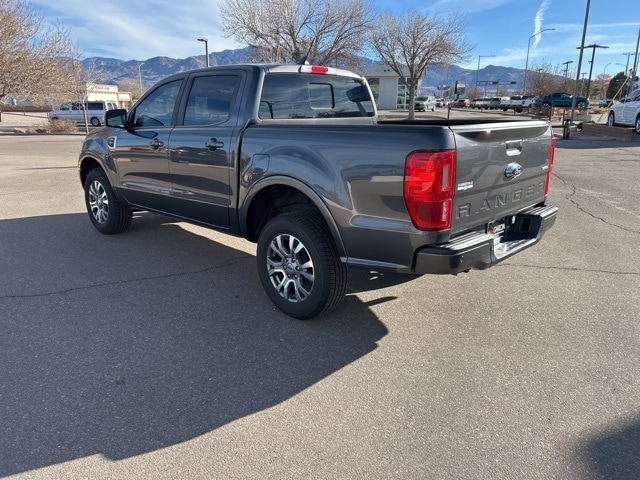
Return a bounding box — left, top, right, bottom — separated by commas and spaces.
78, 129, 121, 192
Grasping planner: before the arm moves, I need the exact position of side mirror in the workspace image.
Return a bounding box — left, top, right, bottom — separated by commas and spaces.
105, 109, 127, 128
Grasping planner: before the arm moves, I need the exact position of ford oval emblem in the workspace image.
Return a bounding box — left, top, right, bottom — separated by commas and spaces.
504, 162, 523, 179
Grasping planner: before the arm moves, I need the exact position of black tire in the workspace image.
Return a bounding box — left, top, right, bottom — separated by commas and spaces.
90, 117, 101, 126
84, 168, 132, 234
256, 211, 348, 320
635, 115, 640, 134
608, 112, 616, 127
576, 101, 587, 109
542, 102, 551, 108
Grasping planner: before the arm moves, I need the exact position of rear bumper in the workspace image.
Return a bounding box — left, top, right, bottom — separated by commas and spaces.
413, 204, 558, 274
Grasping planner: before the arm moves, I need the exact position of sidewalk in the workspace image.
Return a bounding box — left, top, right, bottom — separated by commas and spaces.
0, 111, 50, 132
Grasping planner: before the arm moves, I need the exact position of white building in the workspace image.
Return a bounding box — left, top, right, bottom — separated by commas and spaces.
86, 83, 132, 109
361, 65, 423, 110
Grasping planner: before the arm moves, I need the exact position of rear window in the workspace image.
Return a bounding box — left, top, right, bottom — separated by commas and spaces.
259, 73, 375, 119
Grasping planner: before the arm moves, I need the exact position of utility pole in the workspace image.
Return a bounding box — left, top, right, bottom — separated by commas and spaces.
570, 0, 590, 132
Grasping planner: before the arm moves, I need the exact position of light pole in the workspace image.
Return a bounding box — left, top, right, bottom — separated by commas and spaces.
577, 44, 609, 98
601, 63, 611, 99
622, 52, 634, 97
138, 62, 144, 97
476, 54, 494, 91
562, 60, 574, 89
524, 28, 556, 94
197, 38, 209, 67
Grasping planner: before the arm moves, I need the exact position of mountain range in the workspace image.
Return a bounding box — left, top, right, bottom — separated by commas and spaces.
82, 47, 527, 93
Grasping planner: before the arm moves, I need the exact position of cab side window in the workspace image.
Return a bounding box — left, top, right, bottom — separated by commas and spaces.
132, 80, 183, 127
183, 75, 240, 126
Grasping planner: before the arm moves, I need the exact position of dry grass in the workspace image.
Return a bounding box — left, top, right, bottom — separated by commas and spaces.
11, 119, 80, 134
47, 118, 78, 133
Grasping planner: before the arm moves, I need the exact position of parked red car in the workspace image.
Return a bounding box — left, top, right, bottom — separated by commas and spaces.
455, 98, 470, 108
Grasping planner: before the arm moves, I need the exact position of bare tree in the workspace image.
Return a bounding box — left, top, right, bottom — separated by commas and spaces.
527, 61, 565, 99
117, 79, 144, 102
370, 10, 471, 119
219, 0, 373, 65
0, 0, 76, 105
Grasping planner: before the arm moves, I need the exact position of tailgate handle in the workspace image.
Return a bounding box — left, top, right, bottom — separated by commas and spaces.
506, 141, 523, 156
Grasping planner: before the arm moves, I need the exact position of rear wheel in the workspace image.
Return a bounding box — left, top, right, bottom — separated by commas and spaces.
635, 115, 640, 134
84, 169, 132, 234
608, 112, 616, 127
257, 211, 347, 319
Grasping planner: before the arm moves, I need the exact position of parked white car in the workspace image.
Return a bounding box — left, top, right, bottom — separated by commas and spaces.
48, 101, 118, 126
607, 88, 640, 134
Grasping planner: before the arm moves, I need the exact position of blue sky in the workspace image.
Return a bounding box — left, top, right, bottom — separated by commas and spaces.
32, 0, 639, 77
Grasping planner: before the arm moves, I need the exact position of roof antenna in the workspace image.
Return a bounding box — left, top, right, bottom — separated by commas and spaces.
297, 42, 314, 65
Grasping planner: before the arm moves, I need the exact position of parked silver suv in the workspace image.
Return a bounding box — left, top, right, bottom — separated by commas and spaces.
414, 95, 436, 112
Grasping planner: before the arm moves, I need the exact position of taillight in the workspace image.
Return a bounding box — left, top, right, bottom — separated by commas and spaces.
404, 150, 456, 230
545, 136, 555, 196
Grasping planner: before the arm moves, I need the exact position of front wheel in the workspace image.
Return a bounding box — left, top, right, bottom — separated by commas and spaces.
90, 117, 101, 126
257, 212, 348, 320
635, 115, 640, 134
84, 169, 132, 234
542, 102, 551, 108
576, 101, 587, 109
608, 112, 616, 127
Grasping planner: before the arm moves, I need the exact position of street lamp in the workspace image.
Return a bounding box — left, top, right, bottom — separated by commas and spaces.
562, 60, 574, 89
197, 38, 209, 67
476, 54, 495, 89
524, 28, 556, 94
622, 52, 634, 96
576, 43, 609, 98
138, 62, 144, 96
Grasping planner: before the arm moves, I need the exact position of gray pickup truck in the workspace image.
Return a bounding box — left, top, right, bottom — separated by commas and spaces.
78, 63, 557, 319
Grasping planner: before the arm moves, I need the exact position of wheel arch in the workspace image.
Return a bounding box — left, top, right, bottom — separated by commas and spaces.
78, 156, 102, 187
78, 154, 128, 205
240, 176, 347, 260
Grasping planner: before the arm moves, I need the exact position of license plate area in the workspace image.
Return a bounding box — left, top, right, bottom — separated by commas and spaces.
487, 216, 514, 243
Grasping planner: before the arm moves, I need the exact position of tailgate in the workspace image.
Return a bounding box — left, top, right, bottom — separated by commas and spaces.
450, 121, 552, 235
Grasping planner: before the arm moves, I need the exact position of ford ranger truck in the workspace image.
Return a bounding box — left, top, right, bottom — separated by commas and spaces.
78, 63, 558, 319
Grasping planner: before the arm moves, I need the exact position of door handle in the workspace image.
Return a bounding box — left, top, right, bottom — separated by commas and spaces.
205, 138, 224, 151
150, 138, 164, 149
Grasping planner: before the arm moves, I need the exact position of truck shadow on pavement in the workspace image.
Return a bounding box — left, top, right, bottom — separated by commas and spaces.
578, 415, 640, 480
0, 212, 388, 476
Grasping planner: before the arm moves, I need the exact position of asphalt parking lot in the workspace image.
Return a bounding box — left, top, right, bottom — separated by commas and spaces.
0, 129, 639, 479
